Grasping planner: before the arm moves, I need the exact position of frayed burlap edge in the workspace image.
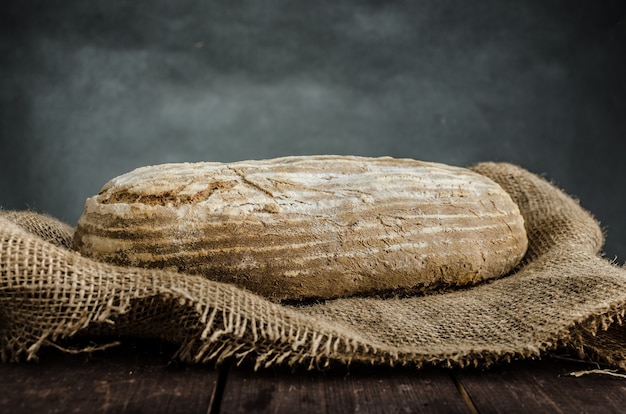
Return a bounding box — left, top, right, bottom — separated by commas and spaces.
1, 162, 626, 370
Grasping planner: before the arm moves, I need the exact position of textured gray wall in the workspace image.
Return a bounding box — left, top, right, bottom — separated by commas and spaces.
1, 1, 625, 260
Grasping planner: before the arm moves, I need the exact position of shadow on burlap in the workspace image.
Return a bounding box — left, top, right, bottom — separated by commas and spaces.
1, 162, 626, 369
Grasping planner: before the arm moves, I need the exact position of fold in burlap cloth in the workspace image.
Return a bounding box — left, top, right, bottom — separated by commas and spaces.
2, 162, 626, 369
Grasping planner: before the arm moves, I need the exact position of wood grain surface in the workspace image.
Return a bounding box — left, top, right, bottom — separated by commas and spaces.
2, 341, 626, 413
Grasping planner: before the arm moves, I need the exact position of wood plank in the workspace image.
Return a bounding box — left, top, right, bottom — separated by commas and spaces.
0, 340, 219, 414
220, 362, 470, 413
7, 341, 626, 414
454, 358, 626, 413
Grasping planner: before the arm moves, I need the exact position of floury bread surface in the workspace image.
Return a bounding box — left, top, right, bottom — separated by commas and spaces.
73, 155, 528, 301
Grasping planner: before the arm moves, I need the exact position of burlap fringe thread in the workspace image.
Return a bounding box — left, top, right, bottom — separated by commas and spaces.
1, 162, 626, 370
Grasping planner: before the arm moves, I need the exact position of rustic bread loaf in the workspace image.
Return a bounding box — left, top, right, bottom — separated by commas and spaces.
73, 155, 528, 301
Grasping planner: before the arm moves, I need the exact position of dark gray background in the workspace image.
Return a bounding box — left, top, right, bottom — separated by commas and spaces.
1, 1, 625, 261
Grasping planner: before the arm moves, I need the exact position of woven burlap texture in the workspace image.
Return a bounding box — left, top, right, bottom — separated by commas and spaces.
1, 162, 626, 369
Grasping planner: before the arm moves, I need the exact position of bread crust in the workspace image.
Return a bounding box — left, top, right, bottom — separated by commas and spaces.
73, 155, 528, 300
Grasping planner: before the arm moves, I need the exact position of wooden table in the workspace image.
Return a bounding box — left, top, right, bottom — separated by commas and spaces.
1, 340, 625, 413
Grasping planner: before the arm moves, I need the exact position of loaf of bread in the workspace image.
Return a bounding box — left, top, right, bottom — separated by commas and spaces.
73, 155, 528, 301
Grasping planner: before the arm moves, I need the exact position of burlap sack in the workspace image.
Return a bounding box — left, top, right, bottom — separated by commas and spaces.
1, 162, 625, 369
